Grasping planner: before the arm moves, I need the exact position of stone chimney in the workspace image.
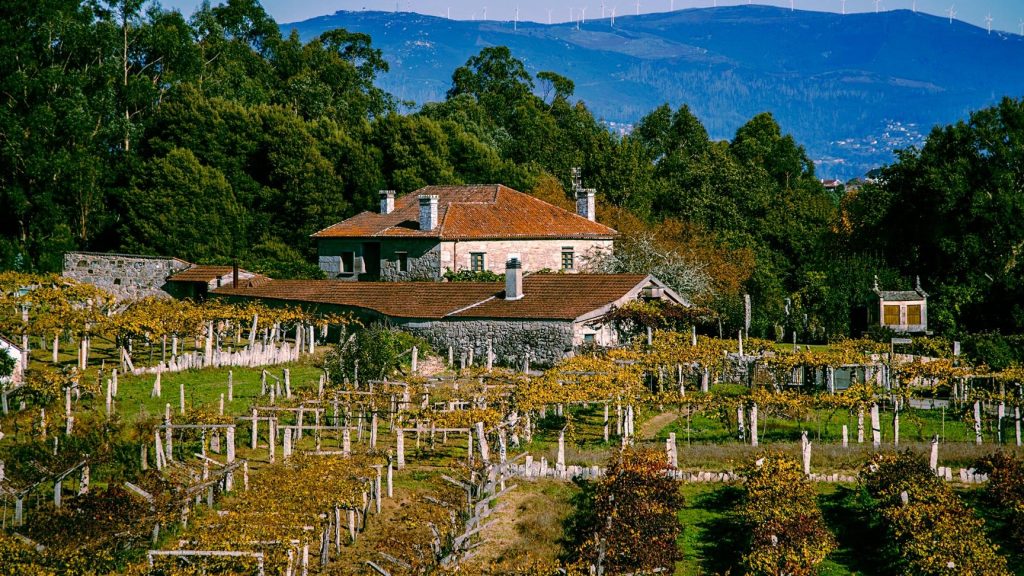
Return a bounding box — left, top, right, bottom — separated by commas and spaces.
418, 195, 439, 231
505, 255, 524, 301
379, 190, 396, 215
576, 188, 596, 221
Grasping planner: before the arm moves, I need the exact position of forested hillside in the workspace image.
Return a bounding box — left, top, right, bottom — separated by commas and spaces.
286, 6, 1024, 179
2, 0, 1023, 339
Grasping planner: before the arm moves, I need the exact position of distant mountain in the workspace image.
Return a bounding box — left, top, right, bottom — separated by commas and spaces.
283, 6, 1024, 179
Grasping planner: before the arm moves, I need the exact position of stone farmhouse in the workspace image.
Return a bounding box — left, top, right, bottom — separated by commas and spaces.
312, 184, 616, 281
212, 258, 687, 367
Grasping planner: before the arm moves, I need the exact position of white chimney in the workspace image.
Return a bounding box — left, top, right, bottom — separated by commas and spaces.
418, 194, 439, 231
576, 188, 596, 221
505, 255, 524, 300
379, 190, 395, 214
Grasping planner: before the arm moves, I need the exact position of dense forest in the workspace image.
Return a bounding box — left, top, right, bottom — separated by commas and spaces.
1, 0, 1022, 340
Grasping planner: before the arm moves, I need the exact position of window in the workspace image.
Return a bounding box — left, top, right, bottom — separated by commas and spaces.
583, 333, 595, 344
341, 252, 355, 274
883, 304, 901, 326
396, 251, 408, 273
470, 252, 485, 272
561, 247, 575, 270
907, 304, 922, 325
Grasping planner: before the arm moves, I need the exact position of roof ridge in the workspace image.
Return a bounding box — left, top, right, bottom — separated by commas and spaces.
445, 295, 498, 317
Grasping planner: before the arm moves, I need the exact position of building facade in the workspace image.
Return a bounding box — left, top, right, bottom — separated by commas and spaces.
312, 185, 616, 281
870, 276, 928, 334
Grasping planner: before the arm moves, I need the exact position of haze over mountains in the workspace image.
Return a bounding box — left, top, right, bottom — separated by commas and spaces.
284, 5, 1024, 179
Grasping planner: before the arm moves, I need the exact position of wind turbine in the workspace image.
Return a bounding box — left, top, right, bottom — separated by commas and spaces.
947, 5, 955, 24
611, 6, 616, 26
985, 13, 993, 34
636, 0, 640, 17
874, 0, 880, 13
514, 5, 519, 30
1019, 19, 1024, 36
840, 0, 846, 16
601, 2, 606, 18
482, 6, 487, 20
790, 0, 794, 11
670, 0, 674, 11
912, 1, 916, 13
548, 9, 552, 24
581, 7, 586, 24
446, 6, 451, 19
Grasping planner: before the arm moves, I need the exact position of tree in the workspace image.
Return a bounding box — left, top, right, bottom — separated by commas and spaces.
581, 229, 713, 303
123, 148, 244, 261
536, 70, 575, 105
850, 97, 1024, 333
0, 348, 14, 382
448, 46, 534, 106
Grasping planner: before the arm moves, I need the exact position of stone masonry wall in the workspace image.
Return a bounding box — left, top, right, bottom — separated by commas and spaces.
63, 252, 190, 300
318, 238, 441, 281
379, 240, 441, 281
399, 318, 575, 368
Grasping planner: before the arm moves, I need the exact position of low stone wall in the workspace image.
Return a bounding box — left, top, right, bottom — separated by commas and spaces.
400, 318, 574, 368
508, 457, 986, 485
63, 252, 189, 300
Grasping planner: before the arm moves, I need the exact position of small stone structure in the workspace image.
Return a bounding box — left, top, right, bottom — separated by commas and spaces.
63, 252, 190, 300
869, 275, 929, 334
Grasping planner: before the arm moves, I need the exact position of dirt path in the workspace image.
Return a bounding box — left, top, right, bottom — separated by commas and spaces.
639, 411, 679, 440
463, 481, 575, 571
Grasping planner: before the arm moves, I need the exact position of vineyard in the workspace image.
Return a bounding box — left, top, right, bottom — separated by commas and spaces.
1, 273, 1024, 574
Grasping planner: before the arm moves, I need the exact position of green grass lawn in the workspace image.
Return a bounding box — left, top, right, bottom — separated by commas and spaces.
110, 360, 326, 424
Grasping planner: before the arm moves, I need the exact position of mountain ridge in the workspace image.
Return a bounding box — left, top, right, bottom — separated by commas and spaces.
283, 5, 1024, 179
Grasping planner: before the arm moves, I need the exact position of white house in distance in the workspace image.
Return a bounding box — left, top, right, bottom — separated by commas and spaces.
871, 276, 928, 334
311, 184, 616, 281
0, 333, 25, 387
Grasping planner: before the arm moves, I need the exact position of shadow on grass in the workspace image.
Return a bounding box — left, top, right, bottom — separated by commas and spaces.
817, 486, 889, 576
690, 485, 745, 576
957, 487, 1024, 574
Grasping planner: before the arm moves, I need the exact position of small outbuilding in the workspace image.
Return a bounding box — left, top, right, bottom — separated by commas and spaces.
869, 276, 928, 334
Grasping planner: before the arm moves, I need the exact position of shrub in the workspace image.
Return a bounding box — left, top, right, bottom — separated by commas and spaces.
740, 452, 836, 576
976, 452, 1024, 547
324, 322, 430, 384
575, 447, 683, 574
442, 268, 503, 282
862, 451, 1010, 575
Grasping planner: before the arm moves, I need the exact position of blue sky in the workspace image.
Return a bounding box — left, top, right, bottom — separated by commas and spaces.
160, 0, 1024, 33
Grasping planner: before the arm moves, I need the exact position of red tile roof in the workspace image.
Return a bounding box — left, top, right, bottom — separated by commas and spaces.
211, 274, 674, 321
311, 185, 616, 240
168, 265, 267, 286
168, 265, 237, 283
